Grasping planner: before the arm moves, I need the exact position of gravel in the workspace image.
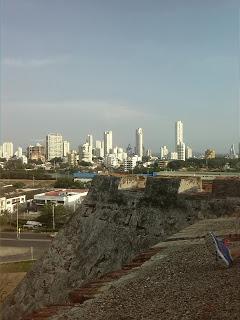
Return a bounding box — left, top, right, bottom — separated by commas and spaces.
52, 239, 240, 320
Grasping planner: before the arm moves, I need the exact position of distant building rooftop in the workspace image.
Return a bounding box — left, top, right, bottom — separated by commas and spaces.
73, 172, 97, 179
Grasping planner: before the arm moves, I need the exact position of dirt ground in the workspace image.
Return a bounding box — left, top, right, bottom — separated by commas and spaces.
0, 273, 26, 304
0, 179, 54, 188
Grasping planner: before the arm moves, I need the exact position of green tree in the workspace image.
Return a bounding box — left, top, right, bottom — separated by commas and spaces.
37, 204, 73, 229
167, 160, 185, 171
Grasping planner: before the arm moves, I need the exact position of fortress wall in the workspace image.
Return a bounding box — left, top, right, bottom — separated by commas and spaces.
2, 175, 240, 320
212, 178, 240, 197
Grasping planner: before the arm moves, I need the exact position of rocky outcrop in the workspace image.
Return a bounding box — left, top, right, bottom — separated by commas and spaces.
1, 175, 239, 320
212, 178, 240, 198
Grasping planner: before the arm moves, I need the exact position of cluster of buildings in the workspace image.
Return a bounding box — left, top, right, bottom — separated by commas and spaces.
1, 121, 239, 172
160, 121, 192, 161
0, 187, 88, 215
0, 129, 145, 172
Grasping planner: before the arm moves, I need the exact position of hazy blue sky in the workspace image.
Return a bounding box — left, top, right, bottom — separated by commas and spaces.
0, 0, 239, 153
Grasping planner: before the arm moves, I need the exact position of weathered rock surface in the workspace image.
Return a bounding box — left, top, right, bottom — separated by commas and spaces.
1, 175, 240, 320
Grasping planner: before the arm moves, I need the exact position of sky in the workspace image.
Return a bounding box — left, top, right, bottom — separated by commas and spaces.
0, 0, 239, 154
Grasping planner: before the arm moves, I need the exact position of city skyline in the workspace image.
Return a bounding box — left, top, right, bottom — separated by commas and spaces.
1, 1, 239, 152
0, 122, 238, 157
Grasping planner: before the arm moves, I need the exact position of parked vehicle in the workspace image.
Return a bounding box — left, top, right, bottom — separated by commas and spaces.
23, 221, 42, 229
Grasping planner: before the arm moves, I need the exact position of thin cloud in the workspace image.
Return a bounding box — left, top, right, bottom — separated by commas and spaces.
2, 56, 69, 67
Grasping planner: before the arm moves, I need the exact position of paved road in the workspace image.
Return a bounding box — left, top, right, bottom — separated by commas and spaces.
0, 232, 52, 263
0, 232, 51, 240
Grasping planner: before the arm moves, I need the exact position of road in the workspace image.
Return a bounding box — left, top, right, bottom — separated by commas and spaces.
0, 232, 52, 263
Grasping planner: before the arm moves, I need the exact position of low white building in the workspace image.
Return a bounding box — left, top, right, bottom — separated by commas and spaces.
0, 195, 26, 214
34, 189, 88, 210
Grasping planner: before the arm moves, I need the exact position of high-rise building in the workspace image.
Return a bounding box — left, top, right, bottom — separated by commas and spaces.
229, 144, 237, 159
160, 146, 168, 160
177, 142, 186, 161
95, 140, 102, 149
27, 143, 45, 162
15, 147, 23, 158
169, 152, 178, 160
79, 143, 92, 163
104, 131, 112, 156
63, 141, 70, 157
205, 149, 216, 159
175, 120, 184, 150
46, 133, 63, 161
104, 154, 118, 168
146, 149, 152, 157
2, 142, 14, 159
94, 140, 104, 158
136, 128, 143, 160
124, 155, 138, 172
0, 145, 2, 158
185, 146, 193, 159
67, 150, 78, 167
86, 135, 93, 148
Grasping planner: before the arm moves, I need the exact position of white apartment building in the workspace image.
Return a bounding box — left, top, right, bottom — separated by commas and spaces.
169, 152, 178, 160
0, 145, 2, 158
67, 150, 78, 167
185, 146, 193, 159
94, 140, 104, 158
104, 131, 112, 156
15, 147, 23, 158
79, 143, 92, 163
116, 148, 127, 162
0, 195, 26, 214
63, 141, 70, 157
2, 142, 14, 159
229, 144, 238, 159
87, 134, 93, 148
175, 120, 184, 150
124, 155, 138, 172
160, 146, 169, 160
146, 149, 152, 157
136, 128, 143, 160
95, 140, 103, 149
104, 154, 118, 168
177, 142, 186, 161
46, 133, 63, 160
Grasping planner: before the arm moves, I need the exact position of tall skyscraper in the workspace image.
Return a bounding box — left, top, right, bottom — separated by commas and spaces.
2, 142, 14, 159
175, 120, 184, 150
185, 146, 193, 159
177, 142, 186, 161
86, 134, 93, 148
229, 144, 237, 159
136, 128, 143, 159
46, 133, 63, 160
104, 131, 112, 156
63, 141, 70, 157
160, 146, 168, 160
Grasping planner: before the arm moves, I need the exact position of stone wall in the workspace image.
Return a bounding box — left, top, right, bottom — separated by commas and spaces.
118, 175, 146, 190
2, 175, 239, 320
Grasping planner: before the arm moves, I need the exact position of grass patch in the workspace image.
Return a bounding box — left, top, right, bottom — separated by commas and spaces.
0, 260, 35, 273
